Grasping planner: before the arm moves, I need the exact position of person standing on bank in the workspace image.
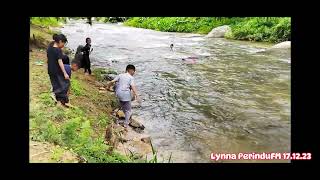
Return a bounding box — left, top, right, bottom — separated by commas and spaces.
46, 34, 70, 106
81, 37, 93, 75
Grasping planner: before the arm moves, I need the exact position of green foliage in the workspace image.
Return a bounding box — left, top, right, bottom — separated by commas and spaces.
125, 17, 243, 34
229, 17, 291, 42
30, 17, 65, 27
71, 79, 84, 96
62, 118, 129, 163
38, 92, 55, 106
30, 112, 62, 144
96, 114, 111, 127
125, 17, 290, 43
50, 146, 64, 162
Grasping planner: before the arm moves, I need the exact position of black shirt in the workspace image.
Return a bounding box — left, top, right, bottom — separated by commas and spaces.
47, 46, 63, 75
62, 55, 70, 65
82, 43, 91, 56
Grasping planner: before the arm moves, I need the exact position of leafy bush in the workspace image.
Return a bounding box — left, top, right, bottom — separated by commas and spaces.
229, 17, 290, 42
125, 17, 290, 43
30, 17, 63, 27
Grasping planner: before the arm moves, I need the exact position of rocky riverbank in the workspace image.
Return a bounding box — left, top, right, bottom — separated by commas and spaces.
29, 25, 155, 163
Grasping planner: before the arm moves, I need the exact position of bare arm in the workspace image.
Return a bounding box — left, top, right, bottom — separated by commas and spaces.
131, 84, 140, 102
58, 59, 69, 79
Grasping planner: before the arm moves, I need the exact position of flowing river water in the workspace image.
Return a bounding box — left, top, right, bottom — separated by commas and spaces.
61, 20, 290, 163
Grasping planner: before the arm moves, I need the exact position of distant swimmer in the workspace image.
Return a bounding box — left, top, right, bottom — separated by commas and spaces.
182, 57, 197, 64
170, 44, 174, 51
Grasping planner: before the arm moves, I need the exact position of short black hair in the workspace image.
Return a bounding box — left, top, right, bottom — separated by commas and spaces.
126, 64, 135, 71
71, 60, 80, 67
86, 37, 91, 43
53, 34, 58, 41
54, 34, 68, 43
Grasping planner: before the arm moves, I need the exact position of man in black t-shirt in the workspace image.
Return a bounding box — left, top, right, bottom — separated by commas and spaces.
81, 37, 93, 75
47, 34, 70, 106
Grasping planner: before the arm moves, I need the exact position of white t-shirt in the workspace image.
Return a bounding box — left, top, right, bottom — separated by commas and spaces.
114, 72, 135, 102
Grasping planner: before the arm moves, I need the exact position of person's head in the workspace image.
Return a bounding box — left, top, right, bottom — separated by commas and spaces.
70, 60, 80, 71
126, 64, 136, 76
86, 37, 91, 44
54, 34, 68, 48
76, 45, 84, 54
52, 34, 58, 41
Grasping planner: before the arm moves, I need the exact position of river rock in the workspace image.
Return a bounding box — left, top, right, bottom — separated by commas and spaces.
206, 25, 231, 38
261, 41, 291, 59
270, 41, 291, 49
129, 117, 145, 130
116, 110, 125, 119
103, 74, 117, 81
141, 136, 151, 144
104, 123, 119, 151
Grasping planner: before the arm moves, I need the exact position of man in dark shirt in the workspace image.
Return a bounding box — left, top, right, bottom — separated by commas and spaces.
47, 34, 70, 106
81, 37, 93, 75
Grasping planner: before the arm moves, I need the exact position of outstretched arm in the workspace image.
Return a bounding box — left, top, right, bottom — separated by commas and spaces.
131, 84, 140, 103
105, 75, 119, 89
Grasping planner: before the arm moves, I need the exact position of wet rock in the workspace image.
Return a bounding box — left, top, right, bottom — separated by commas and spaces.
141, 136, 151, 144
206, 25, 231, 38
260, 41, 291, 59
131, 101, 141, 108
103, 74, 117, 81
270, 41, 290, 49
116, 110, 125, 119
129, 118, 145, 130
105, 127, 118, 151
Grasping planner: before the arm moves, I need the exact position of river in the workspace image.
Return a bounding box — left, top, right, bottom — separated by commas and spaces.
61, 20, 290, 163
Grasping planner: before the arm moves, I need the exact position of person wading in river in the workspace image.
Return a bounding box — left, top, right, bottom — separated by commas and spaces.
106, 65, 141, 130
81, 37, 93, 75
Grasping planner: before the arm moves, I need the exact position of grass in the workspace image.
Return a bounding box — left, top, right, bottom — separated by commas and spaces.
70, 79, 84, 96
50, 146, 64, 162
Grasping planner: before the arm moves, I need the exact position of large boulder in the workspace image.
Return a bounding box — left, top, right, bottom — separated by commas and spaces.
261, 41, 291, 59
206, 25, 231, 38
270, 41, 291, 49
